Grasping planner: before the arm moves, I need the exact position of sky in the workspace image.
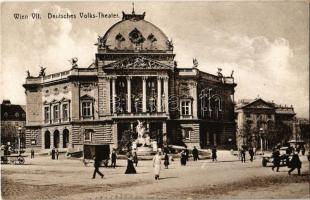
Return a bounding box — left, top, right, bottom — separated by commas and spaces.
1, 1, 309, 118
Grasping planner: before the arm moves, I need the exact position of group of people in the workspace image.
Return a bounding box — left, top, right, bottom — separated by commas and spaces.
271, 147, 302, 176
92, 146, 201, 180
50, 147, 59, 160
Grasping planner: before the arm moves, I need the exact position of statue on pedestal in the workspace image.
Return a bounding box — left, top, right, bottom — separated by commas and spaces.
135, 120, 151, 146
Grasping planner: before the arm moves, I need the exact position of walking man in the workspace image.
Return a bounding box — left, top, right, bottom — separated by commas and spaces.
192, 146, 199, 161
153, 151, 162, 180
56, 148, 59, 160
92, 155, 104, 179
249, 147, 254, 162
272, 148, 280, 172
111, 149, 117, 168
240, 148, 246, 163
211, 146, 217, 162
288, 153, 302, 175
30, 148, 35, 159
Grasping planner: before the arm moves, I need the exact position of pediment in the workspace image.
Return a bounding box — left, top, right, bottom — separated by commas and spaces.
104, 56, 172, 70
80, 94, 95, 100
242, 99, 274, 109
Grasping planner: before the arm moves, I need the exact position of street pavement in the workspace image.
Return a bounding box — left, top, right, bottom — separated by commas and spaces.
1, 151, 309, 200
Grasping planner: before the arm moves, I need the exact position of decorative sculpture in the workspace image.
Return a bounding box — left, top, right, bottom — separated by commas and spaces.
217, 68, 223, 77
129, 28, 145, 45
193, 58, 198, 68
70, 57, 78, 69
231, 70, 234, 78
39, 66, 46, 77
26, 70, 31, 78
135, 120, 151, 146
95, 36, 108, 49
166, 39, 173, 50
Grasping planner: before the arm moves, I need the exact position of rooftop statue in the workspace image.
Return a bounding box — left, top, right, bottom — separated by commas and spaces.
217, 68, 223, 77
193, 58, 198, 68
70, 57, 78, 69
26, 70, 31, 78
39, 66, 46, 77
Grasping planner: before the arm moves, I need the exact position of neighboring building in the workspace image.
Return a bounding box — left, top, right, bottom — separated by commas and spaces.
235, 98, 296, 149
1, 100, 26, 149
23, 10, 236, 152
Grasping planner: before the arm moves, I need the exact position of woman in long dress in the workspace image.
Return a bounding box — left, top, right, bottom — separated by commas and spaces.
153, 151, 162, 180
125, 154, 136, 174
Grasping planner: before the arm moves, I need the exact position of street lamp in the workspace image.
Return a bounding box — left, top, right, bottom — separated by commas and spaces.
259, 127, 264, 154
17, 126, 22, 155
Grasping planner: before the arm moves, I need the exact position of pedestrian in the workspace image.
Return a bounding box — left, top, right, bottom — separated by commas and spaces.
185, 147, 189, 161
253, 147, 256, 156
301, 145, 306, 156
180, 150, 187, 166
56, 148, 59, 160
272, 148, 280, 172
211, 146, 217, 162
288, 153, 302, 175
192, 146, 199, 161
30, 148, 35, 159
164, 152, 169, 169
125, 154, 136, 174
110, 149, 117, 168
153, 151, 162, 180
92, 155, 104, 179
133, 152, 138, 167
249, 148, 254, 162
51, 147, 55, 160
240, 148, 246, 163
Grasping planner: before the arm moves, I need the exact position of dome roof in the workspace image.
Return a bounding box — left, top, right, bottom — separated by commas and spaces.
101, 12, 172, 52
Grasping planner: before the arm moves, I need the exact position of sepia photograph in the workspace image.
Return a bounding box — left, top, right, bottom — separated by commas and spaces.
1, 1, 309, 199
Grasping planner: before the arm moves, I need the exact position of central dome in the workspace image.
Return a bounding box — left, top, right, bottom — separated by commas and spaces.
101, 11, 172, 52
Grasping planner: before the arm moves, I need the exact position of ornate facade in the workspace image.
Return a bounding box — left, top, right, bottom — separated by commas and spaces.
23, 11, 236, 151
235, 98, 296, 149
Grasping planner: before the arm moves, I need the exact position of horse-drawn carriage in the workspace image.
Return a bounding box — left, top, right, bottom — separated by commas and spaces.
1, 150, 27, 165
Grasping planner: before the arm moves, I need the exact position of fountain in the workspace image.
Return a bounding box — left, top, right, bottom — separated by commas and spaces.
133, 120, 157, 156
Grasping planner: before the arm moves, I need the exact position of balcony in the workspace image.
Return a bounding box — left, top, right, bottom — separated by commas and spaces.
112, 112, 168, 119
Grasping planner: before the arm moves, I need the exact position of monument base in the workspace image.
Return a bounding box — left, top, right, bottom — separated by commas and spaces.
136, 146, 154, 156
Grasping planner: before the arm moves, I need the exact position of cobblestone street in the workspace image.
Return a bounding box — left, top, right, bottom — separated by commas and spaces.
2, 151, 309, 200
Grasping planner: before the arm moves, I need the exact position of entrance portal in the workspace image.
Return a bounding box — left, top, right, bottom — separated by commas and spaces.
63, 129, 69, 148
45, 131, 50, 149
54, 130, 60, 148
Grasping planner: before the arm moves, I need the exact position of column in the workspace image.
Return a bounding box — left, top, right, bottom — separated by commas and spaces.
206, 131, 210, 146
162, 121, 167, 146
142, 76, 147, 112
50, 132, 54, 149
41, 130, 45, 150
157, 77, 162, 112
112, 77, 116, 113
59, 131, 63, 149
112, 123, 118, 149
163, 76, 169, 114
192, 82, 198, 118
127, 76, 132, 113
106, 77, 111, 114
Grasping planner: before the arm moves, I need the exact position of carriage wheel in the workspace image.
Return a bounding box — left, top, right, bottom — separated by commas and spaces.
18, 156, 25, 164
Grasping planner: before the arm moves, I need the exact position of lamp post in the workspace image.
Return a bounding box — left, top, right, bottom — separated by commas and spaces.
259, 127, 264, 154
17, 126, 22, 155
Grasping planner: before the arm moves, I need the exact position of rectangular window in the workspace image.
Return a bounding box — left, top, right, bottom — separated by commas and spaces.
44, 106, 50, 123
84, 130, 92, 142
183, 129, 191, 140
62, 104, 69, 121
267, 114, 272, 119
245, 113, 251, 118
53, 105, 59, 122
181, 100, 191, 115
82, 101, 92, 117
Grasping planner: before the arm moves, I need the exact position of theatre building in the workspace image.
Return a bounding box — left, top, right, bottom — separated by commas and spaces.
23, 10, 236, 152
